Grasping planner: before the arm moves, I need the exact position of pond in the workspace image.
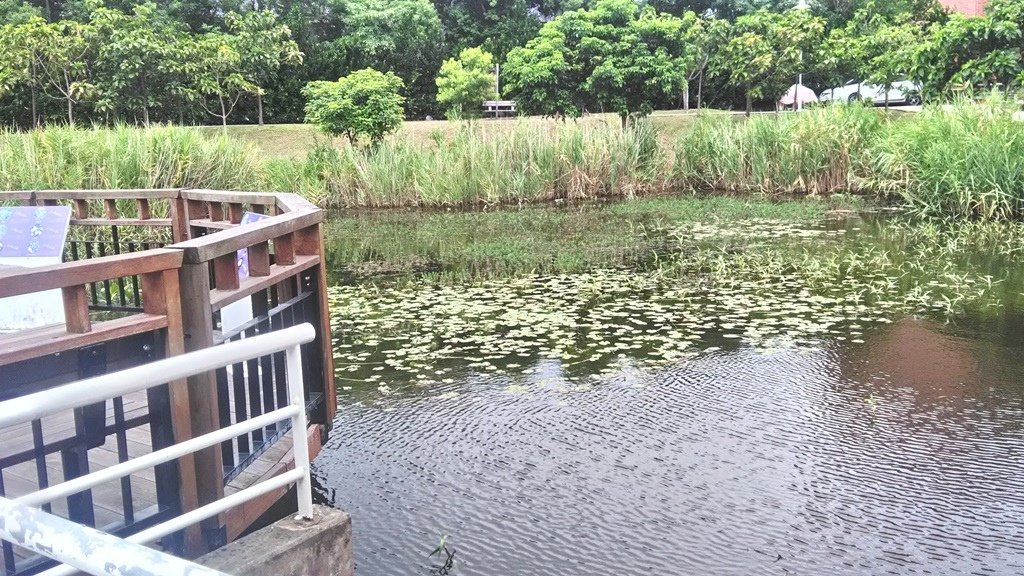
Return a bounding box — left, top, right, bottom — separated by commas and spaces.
312, 201, 1024, 575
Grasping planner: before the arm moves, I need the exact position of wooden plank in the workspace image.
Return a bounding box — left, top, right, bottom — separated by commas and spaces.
209, 255, 319, 312
169, 196, 189, 242
172, 210, 323, 264
227, 203, 244, 224
247, 242, 271, 278
61, 285, 91, 334
70, 218, 172, 227
207, 202, 224, 222
187, 220, 236, 231
73, 199, 89, 219
0, 249, 182, 298
181, 190, 279, 206
222, 425, 323, 542
274, 233, 295, 266
104, 199, 119, 220
33, 189, 181, 200
311, 259, 337, 424
0, 191, 35, 201
273, 193, 320, 214
0, 315, 168, 366
136, 198, 152, 220
213, 253, 240, 291
295, 225, 320, 256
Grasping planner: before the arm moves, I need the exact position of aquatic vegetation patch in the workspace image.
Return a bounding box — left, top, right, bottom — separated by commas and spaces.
329, 217, 1024, 402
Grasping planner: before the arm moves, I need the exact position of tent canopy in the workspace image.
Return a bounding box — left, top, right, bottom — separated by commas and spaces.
779, 84, 817, 106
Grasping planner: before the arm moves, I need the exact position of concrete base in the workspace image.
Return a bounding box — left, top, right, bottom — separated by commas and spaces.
198, 505, 352, 576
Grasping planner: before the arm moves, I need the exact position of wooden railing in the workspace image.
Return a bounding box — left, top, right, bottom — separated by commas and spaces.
0, 189, 336, 575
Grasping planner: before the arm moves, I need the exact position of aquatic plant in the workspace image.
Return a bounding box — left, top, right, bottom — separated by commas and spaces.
329, 215, 1024, 402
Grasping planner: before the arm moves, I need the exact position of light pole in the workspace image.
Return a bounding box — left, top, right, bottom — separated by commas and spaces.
795, 0, 810, 111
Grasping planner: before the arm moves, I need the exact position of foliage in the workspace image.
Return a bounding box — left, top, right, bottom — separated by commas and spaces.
504, 0, 707, 121
912, 1, 1024, 98
303, 68, 405, 145
870, 95, 1024, 219
322, 0, 444, 117
710, 8, 825, 115
436, 47, 496, 119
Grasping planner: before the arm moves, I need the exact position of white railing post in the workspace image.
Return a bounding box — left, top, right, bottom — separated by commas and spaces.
286, 343, 314, 520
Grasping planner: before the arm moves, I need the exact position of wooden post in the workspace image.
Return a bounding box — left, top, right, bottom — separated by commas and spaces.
295, 225, 337, 423
104, 199, 118, 221
212, 253, 240, 291
61, 285, 91, 334
169, 195, 190, 243
227, 203, 244, 224
141, 269, 204, 554
177, 262, 226, 555
274, 233, 295, 266
247, 242, 270, 277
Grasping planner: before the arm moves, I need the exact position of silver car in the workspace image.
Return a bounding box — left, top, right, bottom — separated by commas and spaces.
818, 78, 922, 105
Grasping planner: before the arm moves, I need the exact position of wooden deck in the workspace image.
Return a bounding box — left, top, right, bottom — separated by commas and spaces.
0, 189, 336, 575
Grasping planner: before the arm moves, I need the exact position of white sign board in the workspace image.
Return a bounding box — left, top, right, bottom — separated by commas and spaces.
0, 206, 72, 332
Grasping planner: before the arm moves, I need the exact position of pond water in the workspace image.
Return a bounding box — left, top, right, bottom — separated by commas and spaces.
313, 208, 1024, 575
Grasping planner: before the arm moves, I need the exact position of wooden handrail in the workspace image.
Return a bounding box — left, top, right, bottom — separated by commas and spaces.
0, 249, 183, 298
171, 210, 322, 264
33, 189, 183, 200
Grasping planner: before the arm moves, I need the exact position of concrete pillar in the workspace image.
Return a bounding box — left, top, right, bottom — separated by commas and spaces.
198, 505, 353, 576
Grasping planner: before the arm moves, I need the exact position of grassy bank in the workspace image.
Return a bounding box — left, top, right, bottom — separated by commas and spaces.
3, 98, 1024, 218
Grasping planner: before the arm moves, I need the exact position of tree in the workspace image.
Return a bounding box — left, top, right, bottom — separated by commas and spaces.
710, 8, 824, 115
436, 46, 496, 119
587, 6, 705, 125
502, 10, 594, 118
323, 0, 443, 117
912, 0, 1024, 98
303, 67, 405, 145
23, 17, 95, 124
226, 10, 303, 125
192, 29, 259, 128
88, 3, 185, 123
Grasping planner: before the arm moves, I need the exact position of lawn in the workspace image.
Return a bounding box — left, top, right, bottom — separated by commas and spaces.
199, 109, 738, 159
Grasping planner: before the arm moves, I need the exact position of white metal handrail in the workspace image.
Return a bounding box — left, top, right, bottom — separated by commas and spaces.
0, 323, 318, 576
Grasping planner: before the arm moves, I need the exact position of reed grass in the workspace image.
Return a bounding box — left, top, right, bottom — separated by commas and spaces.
5, 100, 1024, 219
0, 124, 264, 190
266, 121, 667, 208
869, 95, 1024, 219
671, 104, 883, 195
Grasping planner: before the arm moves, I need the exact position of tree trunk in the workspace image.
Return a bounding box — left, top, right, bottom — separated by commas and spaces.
67, 98, 73, 125
219, 95, 228, 131
143, 105, 150, 125
620, 113, 628, 130
257, 93, 264, 125
745, 90, 752, 117
30, 84, 38, 127
684, 87, 690, 111
697, 70, 704, 114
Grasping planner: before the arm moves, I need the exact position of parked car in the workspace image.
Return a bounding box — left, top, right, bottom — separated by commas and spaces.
819, 79, 922, 106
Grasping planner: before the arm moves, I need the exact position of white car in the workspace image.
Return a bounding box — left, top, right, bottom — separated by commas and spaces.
818, 79, 922, 106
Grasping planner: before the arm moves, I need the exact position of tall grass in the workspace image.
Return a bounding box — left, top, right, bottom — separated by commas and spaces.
672, 105, 883, 195
6, 101, 1024, 219
870, 96, 1024, 219
0, 124, 263, 190
265, 121, 666, 208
